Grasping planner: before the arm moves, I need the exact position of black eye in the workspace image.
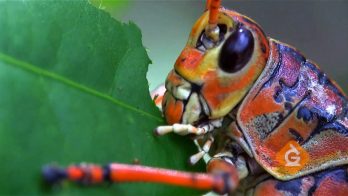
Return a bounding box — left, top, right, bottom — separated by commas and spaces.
218, 26, 254, 73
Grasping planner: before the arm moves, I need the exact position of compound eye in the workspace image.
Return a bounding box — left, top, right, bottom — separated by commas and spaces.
218, 26, 254, 73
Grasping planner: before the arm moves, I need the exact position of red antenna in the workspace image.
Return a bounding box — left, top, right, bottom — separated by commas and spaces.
205, 0, 221, 42
206, 0, 212, 10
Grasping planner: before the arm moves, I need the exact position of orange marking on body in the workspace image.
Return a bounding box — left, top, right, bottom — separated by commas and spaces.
239, 88, 283, 123
264, 112, 316, 152
254, 180, 283, 196
67, 166, 83, 181
201, 58, 265, 111
167, 70, 183, 86
163, 92, 184, 124
175, 47, 203, 71
90, 165, 103, 183
154, 95, 163, 106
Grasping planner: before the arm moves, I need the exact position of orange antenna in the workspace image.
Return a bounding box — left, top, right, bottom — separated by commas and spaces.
206, 0, 212, 10
206, 0, 221, 42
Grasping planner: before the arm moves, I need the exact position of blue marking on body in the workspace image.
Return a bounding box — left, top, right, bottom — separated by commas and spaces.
276, 167, 348, 195
297, 106, 313, 122
275, 177, 302, 195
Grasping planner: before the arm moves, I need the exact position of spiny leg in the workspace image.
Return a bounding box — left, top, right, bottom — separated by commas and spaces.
155, 120, 222, 165
42, 162, 239, 194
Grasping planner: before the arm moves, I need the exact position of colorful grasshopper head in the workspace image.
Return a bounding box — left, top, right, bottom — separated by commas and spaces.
162, 8, 270, 125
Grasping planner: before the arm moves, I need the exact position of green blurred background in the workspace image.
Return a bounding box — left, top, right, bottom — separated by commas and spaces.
107, 0, 348, 92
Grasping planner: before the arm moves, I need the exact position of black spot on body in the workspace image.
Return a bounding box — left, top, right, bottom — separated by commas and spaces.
261, 43, 267, 53
285, 102, 292, 111
103, 165, 111, 182
289, 128, 304, 143
273, 87, 283, 103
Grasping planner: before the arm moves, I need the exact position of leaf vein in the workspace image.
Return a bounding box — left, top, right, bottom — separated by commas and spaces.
0, 52, 163, 122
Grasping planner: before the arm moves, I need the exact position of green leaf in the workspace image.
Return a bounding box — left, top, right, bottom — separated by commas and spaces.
0, 1, 204, 195
90, 0, 129, 12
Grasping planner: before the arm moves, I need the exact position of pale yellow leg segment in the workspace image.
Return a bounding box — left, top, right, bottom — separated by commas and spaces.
189, 136, 214, 165
155, 119, 223, 136
155, 124, 212, 136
